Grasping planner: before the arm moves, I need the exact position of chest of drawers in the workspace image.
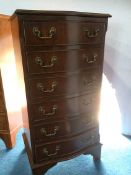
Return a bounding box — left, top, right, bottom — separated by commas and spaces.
11, 10, 111, 175
0, 15, 22, 148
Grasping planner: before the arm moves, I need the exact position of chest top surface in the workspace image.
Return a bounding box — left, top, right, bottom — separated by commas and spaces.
11, 9, 111, 19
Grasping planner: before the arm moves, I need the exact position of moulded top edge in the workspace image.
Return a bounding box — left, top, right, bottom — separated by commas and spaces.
11, 9, 112, 19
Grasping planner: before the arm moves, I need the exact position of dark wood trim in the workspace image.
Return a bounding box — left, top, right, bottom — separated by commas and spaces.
11, 9, 111, 18
23, 132, 101, 175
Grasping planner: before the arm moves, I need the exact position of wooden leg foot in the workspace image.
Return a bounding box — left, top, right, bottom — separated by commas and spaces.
84, 143, 102, 161
0, 133, 13, 148
32, 163, 57, 175
93, 154, 101, 161
92, 144, 102, 160
91, 143, 102, 160
0, 125, 22, 149
32, 167, 46, 175
23, 132, 57, 175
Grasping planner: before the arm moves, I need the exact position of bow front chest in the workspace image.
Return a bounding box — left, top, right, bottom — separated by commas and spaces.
11, 10, 111, 175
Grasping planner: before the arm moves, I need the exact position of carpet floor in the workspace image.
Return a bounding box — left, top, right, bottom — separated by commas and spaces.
0, 129, 131, 175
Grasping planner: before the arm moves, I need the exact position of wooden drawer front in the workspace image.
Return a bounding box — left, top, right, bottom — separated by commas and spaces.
30, 94, 98, 123
26, 48, 103, 74
35, 128, 99, 163
0, 113, 7, 130
81, 22, 105, 44
33, 115, 97, 143
28, 71, 100, 99
23, 21, 105, 45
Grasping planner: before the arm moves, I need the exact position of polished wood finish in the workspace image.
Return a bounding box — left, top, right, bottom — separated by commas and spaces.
0, 15, 22, 148
33, 115, 97, 143
28, 70, 100, 99
29, 94, 98, 123
11, 9, 111, 17
11, 10, 111, 174
35, 128, 99, 163
24, 21, 106, 45
26, 47, 103, 74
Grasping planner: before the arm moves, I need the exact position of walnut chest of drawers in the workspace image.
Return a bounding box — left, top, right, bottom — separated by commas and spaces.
11, 10, 111, 175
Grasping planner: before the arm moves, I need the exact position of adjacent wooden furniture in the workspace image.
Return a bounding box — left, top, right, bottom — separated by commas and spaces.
0, 14, 22, 148
11, 10, 111, 174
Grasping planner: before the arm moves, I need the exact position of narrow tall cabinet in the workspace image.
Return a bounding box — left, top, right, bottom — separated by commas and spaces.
11, 10, 111, 174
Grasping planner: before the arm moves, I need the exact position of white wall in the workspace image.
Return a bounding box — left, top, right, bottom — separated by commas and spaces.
0, 0, 131, 135
0, 0, 128, 15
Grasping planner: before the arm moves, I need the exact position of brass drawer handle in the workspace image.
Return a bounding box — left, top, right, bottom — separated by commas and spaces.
33, 26, 56, 39
35, 56, 57, 68
82, 98, 94, 105
82, 135, 95, 143
83, 77, 96, 87
84, 28, 100, 38
81, 120, 93, 127
38, 105, 57, 116
83, 81, 93, 87
43, 145, 60, 157
40, 126, 59, 137
83, 53, 97, 64
37, 81, 57, 93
